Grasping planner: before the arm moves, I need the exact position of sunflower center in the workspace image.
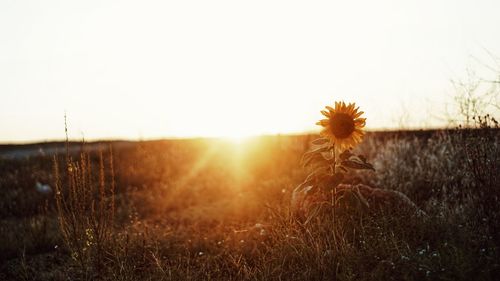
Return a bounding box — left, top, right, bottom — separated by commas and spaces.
329, 113, 355, 139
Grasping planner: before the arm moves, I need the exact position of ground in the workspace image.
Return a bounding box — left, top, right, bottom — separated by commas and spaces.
0, 129, 499, 280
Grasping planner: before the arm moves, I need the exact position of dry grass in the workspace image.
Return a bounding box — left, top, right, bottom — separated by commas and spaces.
53, 149, 115, 276
0, 126, 499, 280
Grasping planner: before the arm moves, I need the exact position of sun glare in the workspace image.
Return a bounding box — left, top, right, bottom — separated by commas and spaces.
224, 133, 253, 144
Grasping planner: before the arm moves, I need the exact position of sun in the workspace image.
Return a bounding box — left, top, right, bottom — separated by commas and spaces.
225, 134, 250, 144
201, 121, 261, 144
218, 130, 257, 145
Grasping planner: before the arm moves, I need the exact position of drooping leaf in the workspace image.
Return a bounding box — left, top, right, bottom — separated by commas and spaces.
335, 165, 348, 173
339, 150, 354, 161
358, 155, 367, 163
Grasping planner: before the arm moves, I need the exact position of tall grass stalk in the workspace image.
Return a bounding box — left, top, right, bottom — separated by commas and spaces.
53, 148, 115, 275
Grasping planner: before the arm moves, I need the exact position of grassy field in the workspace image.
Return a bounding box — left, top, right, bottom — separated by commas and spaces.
0, 127, 499, 280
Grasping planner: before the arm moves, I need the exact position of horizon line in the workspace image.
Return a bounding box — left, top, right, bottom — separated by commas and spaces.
0, 125, 464, 146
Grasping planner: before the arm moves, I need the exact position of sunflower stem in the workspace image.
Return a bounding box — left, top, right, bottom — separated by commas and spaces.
332, 143, 336, 170
332, 143, 336, 225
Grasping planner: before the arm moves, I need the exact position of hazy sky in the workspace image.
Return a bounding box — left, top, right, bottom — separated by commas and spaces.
1, 0, 500, 142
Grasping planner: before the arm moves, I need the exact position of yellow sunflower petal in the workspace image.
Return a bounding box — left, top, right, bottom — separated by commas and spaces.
354, 111, 364, 118
351, 107, 360, 116
317, 101, 366, 149
316, 119, 329, 126
354, 118, 366, 125
347, 103, 354, 112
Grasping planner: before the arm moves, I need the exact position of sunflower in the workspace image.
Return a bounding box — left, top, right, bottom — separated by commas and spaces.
316, 101, 366, 151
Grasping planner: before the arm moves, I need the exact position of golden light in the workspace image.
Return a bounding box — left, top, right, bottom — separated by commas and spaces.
2, 0, 500, 143
223, 134, 253, 145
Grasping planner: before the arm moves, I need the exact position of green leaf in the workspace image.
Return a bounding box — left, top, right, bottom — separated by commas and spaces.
321, 150, 334, 161
304, 145, 329, 156
300, 176, 314, 188
311, 166, 330, 177
339, 153, 375, 171
302, 153, 328, 167
303, 166, 330, 184
341, 160, 375, 171
303, 185, 316, 195
311, 138, 330, 145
